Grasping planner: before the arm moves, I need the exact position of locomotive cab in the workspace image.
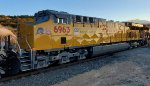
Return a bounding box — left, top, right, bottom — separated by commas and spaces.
18, 10, 75, 71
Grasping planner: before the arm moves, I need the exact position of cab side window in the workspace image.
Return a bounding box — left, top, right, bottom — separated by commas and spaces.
58, 18, 63, 24
35, 12, 50, 23
53, 15, 71, 24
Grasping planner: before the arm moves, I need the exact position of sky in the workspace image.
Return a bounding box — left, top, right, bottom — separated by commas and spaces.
0, 0, 150, 21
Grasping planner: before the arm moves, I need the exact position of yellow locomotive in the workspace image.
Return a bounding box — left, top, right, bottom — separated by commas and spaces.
0, 10, 149, 76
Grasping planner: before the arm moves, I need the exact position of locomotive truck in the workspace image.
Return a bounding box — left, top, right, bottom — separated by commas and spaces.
0, 10, 149, 77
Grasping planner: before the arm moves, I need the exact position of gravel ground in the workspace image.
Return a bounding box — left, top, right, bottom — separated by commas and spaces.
0, 47, 150, 86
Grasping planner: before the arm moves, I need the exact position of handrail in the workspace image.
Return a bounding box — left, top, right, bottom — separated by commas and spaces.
25, 35, 33, 69
25, 36, 32, 52
12, 37, 21, 56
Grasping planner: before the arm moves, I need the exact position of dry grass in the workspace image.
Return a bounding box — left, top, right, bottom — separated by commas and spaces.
0, 24, 17, 43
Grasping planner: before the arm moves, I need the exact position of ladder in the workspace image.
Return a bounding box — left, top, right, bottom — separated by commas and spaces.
20, 50, 32, 71
19, 36, 33, 71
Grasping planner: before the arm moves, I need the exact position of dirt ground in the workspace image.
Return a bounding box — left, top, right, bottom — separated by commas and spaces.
52, 47, 150, 86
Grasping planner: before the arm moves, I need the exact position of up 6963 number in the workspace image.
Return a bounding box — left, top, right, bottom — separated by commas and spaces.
54, 26, 70, 33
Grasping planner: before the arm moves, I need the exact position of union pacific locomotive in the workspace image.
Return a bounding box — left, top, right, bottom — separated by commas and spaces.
0, 10, 149, 77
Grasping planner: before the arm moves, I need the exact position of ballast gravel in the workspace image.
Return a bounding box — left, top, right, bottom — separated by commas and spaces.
1, 47, 150, 86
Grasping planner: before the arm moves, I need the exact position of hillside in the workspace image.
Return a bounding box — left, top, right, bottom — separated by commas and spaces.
128, 19, 150, 24
0, 15, 34, 28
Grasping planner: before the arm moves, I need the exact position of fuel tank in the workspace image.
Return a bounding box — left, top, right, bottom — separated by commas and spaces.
92, 43, 130, 57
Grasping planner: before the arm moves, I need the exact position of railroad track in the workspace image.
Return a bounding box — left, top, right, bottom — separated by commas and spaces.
0, 45, 149, 83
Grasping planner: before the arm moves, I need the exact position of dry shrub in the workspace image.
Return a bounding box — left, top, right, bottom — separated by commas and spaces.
0, 24, 17, 43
